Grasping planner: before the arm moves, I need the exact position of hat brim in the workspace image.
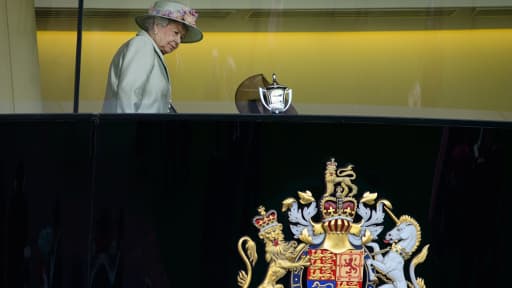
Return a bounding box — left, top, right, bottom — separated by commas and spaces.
135, 15, 203, 43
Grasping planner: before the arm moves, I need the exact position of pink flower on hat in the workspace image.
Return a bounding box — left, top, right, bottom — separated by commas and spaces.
183, 10, 198, 26
149, 7, 198, 26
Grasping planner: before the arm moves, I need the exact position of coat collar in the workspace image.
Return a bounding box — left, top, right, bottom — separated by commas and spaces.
137, 30, 169, 81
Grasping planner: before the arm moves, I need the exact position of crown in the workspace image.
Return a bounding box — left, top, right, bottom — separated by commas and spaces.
320, 190, 358, 233
326, 158, 337, 173
340, 197, 357, 219
320, 196, 357, 221
253, 206, 279, 232
321, 181, 358, 221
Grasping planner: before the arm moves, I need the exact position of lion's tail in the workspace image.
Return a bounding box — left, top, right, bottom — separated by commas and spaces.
237, 236, 258, 288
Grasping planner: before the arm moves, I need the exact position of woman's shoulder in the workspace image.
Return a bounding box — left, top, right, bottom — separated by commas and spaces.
114, 30, 158, 60
128, 31, 154, 49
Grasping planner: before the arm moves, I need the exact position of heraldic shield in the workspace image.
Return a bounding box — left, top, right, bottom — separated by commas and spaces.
236, 158, 430, 288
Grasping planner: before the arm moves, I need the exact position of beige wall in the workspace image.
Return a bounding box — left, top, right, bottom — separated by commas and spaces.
0, 1, 507, 119
0, 0, 42, 113
37, 29, 512, 120
0, 0, 13, 112
29, 3, 512, 120
34, 0, 512, 9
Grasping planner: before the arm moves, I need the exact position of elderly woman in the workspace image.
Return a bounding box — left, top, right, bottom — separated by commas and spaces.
102, 1, 203, 113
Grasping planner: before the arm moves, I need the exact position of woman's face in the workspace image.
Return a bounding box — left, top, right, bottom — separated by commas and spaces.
153, 21, 187, 55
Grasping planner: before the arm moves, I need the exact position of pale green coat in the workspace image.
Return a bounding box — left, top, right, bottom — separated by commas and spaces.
102, 30, 171, 113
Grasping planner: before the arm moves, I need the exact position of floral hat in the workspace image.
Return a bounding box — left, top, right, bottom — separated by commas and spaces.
135, 1, 203, 43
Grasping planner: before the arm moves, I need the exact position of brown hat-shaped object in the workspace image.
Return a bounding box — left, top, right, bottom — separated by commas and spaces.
235, 74, 298, 114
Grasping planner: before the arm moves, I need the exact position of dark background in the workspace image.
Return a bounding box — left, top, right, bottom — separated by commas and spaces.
1, 114, 511, 288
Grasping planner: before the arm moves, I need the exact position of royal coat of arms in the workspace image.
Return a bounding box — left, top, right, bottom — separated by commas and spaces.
236, 158, 429, 288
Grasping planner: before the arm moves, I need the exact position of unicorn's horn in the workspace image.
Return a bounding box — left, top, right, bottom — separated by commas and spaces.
381, 201, 399, 224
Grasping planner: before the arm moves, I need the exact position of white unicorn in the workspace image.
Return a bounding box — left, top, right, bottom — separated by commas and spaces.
365, 208, 429, 288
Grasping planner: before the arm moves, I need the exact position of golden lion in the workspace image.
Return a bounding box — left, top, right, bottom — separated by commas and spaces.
238, 219, 310, 288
